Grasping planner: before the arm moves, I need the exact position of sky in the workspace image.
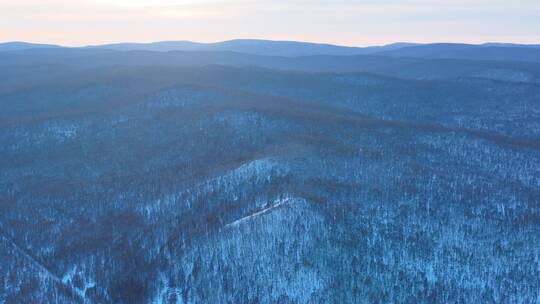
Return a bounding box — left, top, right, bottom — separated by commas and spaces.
1, 0, 539, 46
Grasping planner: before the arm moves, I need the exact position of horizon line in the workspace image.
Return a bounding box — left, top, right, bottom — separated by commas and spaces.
1, 38, 540, 49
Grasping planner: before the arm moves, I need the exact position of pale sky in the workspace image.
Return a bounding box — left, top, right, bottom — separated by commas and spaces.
1, 0, 539, 46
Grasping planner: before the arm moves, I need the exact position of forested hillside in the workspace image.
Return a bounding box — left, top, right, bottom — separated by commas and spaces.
1, 44, 539, 303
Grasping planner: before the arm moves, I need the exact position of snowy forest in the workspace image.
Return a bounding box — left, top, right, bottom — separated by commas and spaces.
1, 41, 540, 303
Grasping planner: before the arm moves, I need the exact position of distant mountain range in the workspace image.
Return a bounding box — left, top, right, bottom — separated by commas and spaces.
0, 39, 418, 56
378, 43, 540, 62
1, 39, 540, 61
0, 41, 61, 51
87, 40, 419, 56
1, 39, 540, 87
2, 48, 539, 85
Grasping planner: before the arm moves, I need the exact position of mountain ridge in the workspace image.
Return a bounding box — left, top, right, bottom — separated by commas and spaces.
2, 39, 540, 61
